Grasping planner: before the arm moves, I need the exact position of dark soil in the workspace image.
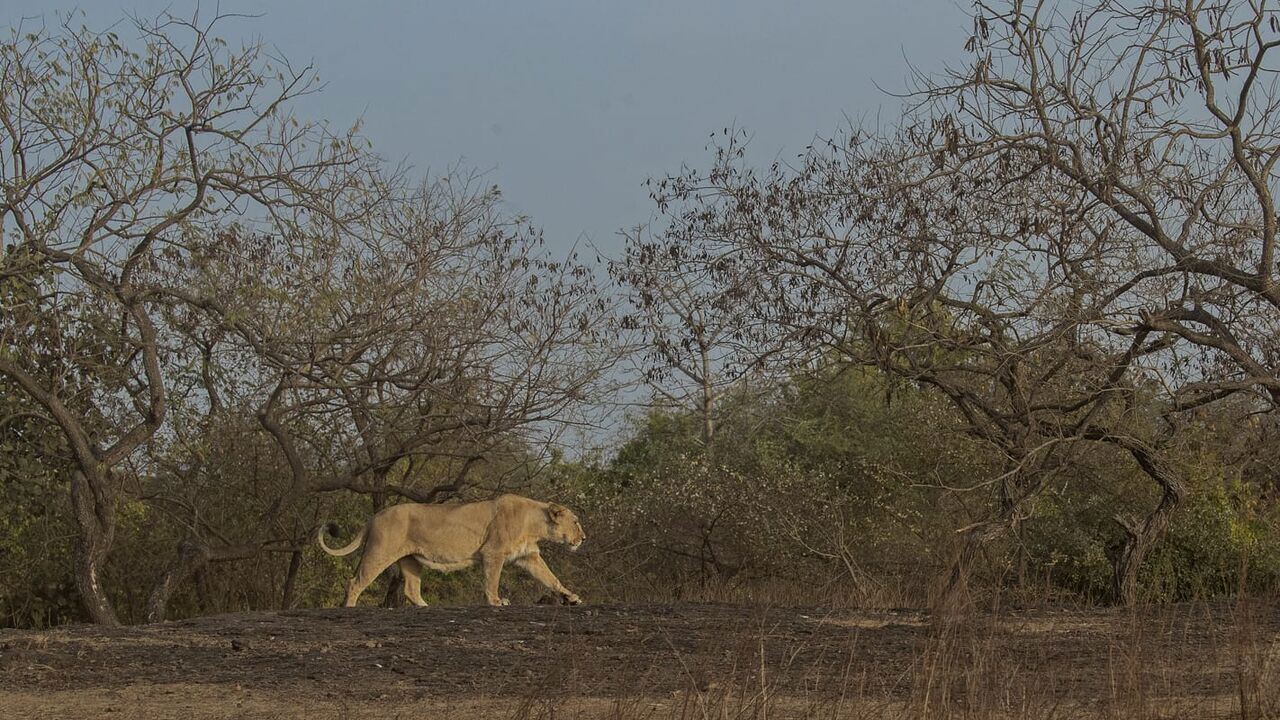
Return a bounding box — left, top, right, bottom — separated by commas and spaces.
1, 601, 1275, 719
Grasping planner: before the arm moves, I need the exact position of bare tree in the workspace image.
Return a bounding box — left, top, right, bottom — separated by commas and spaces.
642, 116, 1193, 605
908, 0, 1280, 408
898, 0, 1280, 600
633, 0, 1280, 606
0, 11, 377, 624
612, 225, 784, 443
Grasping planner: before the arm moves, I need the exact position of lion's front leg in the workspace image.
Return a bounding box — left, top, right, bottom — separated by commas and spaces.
516, 552, 581, 605
481, 552, 509, 606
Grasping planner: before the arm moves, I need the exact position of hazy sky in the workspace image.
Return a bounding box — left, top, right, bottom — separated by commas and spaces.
5, 1, 968, 254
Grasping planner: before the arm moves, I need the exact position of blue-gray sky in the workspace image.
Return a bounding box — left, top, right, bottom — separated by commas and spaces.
5, 1, 967, 253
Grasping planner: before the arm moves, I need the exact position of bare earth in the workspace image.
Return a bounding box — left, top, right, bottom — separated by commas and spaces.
2, 602, 1276, 719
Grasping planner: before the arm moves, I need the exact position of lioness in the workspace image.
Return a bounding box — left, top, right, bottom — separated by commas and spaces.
318, 494, 585, 607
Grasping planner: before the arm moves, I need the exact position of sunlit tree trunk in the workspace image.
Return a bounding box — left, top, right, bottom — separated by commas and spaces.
70, 470, 120, 626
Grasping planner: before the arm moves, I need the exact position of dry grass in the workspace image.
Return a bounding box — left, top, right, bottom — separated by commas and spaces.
2, 600, 1277, 719
497, 600, 1280, 720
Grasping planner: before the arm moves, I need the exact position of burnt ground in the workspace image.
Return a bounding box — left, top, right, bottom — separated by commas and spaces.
1, 601, 1277, 719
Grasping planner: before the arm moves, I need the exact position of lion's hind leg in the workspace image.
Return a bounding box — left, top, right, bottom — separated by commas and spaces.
398, 557, 429, 607
343, 547, 400, 607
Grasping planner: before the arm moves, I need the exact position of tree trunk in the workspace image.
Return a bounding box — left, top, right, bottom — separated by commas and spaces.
1112, 524, 1147, 607
939, 523, 998, 612
70, 469, 121, 626
381, 562, 406, 608
700, 390, 715, 445
146, 541, 261, 622
193, 566, 214, 612
1112, 448, 1185, 606
281, 550, 303, 610
939, 464, 1037, 611
145, 538, 209, 623
699, 346, 716, 444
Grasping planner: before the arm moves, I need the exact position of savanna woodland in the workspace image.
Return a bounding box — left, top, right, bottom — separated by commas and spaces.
9, 3, 1280, 717
4, 0, 1280, 629
4, 2, 1280, 712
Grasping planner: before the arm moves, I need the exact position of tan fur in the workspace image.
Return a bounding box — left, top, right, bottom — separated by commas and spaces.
318, 494, 586, 607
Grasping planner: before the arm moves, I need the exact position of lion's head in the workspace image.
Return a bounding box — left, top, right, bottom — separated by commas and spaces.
546, 504, 586, 551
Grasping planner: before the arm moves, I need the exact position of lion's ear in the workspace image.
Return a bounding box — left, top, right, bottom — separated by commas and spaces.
545, 504, 568, 523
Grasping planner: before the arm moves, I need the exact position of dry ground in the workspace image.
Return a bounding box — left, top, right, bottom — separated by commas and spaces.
2, 601, 1277, 719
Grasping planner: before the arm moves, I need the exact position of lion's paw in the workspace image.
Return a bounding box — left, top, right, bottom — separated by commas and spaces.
563, 592, 582, 606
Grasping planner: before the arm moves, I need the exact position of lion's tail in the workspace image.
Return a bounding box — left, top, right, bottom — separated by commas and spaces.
317, 521, 366, 557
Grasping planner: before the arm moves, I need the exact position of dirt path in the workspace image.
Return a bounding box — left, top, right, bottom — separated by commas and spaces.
2, 602, 1276, 719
